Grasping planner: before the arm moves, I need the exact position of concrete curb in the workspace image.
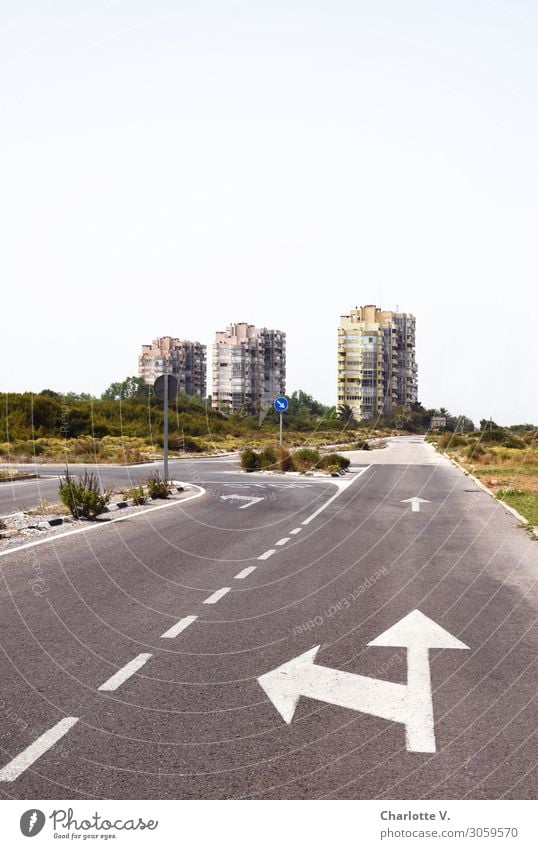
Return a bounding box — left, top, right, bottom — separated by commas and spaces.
443, 453, 532, 528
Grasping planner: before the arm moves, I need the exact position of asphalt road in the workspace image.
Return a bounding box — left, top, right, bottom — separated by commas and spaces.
0, 437, 536, 799
0, 455, 241, 515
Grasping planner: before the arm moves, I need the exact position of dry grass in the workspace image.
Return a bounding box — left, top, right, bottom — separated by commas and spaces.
25, 499, 70, 517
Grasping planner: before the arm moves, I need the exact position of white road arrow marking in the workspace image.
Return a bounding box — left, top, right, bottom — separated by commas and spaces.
257, 609, 469, 752
220, 494, 264, 509
401, 496, 431, 512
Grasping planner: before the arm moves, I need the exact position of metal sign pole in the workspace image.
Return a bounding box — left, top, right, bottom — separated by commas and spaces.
274, 396, 288, 447
163, 372, 169, 482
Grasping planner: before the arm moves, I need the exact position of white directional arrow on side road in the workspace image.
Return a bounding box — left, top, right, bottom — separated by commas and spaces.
257, 609, 469, 752
220, 494, 264, 509
401, 496, 430, 512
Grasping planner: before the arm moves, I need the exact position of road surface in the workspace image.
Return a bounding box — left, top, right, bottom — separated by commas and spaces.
0, 455, 241, 516
0, 437, 536, 799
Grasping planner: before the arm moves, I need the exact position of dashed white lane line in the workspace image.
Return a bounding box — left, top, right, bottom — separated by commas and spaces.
276, 537, 290, 546
234, 566, 257, 580
160, 615, 198, 639
203, 587, 231, 604
301, 466, 371, 526
290, 528, 302, 535
98, 653, 152, 691
0, 717, 79, 782
258, 549, 276, 560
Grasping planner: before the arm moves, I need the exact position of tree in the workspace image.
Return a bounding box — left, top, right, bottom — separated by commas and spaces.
480, 418, 497, 431
337, 403, 356, 425
101, 376, 149, 401
446, 415, 475, 433
288, 390, 331, 418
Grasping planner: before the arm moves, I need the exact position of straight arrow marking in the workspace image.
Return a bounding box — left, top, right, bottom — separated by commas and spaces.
401, 497, 431, 512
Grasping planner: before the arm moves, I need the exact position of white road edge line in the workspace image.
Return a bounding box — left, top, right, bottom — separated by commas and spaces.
160, 615, 198, 639
258, 549, 276, 560
275, 537, 290, 546
0, 485, 206, 558
301, 466, 371, 526
203, 587, 231, 604
98, 653, 152, 691
290, 528, 302, 535
0, 717, 79, 782
234, 566, 257, 580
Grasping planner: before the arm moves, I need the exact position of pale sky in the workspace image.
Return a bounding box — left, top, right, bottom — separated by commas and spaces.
1, 1, 537, 425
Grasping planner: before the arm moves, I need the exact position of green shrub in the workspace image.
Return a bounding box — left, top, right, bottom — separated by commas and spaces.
354, 440, 371, 450
0, 518, 6, 530
291, 447, 320, 472
259, 445, 278, 470
319, 452, 350, 471
240, 448, 260, 471
479, 429, 525, 448
12, 440, 46, 458
124, 485, 146, 505
146, 473, 170, 498
58, 470, 110, 519
168, 433, 205, 452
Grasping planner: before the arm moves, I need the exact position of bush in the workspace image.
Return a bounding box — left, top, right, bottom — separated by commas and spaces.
277, 446, 294, 472
438, 433, 468, 450
479, 429, 525, 448
240, 448, 260, 472
259, 445, 278, 470
291, 447, 320, 472
58, 470, 110, 519
146, 472, 170, 498
124, 484, 146, 505
168, 433, 205, 452
0, 518, 6, 530
319, 452, 350, 471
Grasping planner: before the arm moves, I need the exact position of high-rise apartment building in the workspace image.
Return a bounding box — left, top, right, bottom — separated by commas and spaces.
337, 305, 417, 419
139, 336, 207, 398
212, 323, 286, 413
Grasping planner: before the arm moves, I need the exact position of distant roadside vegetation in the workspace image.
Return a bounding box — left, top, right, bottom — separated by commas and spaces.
1, 379, 534, 508
0, 383, 404, 463
426, 426, 538, 526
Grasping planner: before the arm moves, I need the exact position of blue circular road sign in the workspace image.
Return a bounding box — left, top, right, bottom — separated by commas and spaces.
274, 396, 289, 413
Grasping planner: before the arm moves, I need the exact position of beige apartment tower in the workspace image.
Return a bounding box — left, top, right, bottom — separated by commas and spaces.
212, 322, 286, 413
337, 305, 417, 419
139, 336, 207, 398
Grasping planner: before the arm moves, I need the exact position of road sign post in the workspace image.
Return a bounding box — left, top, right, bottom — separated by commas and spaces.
163, 371, 169, 481
154, 373, 179, 481
273, 396, 289, 446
